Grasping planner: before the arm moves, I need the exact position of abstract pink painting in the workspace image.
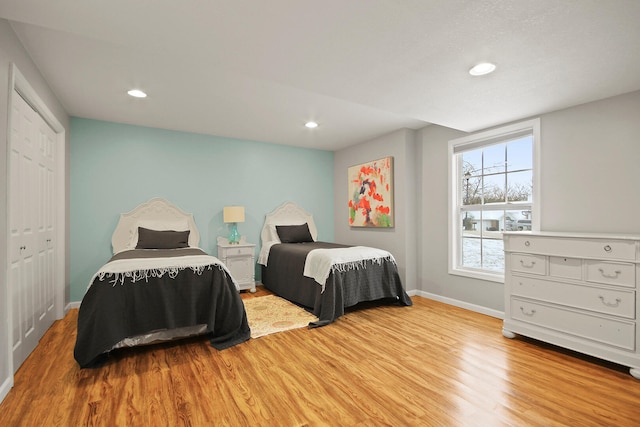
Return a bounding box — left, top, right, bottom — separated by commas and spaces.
348, 156, 394, 227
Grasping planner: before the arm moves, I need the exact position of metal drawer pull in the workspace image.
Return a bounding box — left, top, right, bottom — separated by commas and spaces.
603, 245, 612, 253
524, 241, 530, 247
599, 296, 621, 308
519, 260, 536, 268
520, 307, 536, 316
598, 268, 621, 279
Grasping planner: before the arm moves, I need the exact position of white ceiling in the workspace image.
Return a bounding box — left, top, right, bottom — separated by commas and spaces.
2, 0, 639, 151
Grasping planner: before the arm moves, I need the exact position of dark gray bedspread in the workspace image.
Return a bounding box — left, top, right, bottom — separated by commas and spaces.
74, 248, 250, 368
261, 242, 412, 327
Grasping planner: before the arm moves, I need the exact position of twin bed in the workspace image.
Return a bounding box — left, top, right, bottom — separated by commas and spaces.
74, 199, 411, 368
258, 201, 412, 327
74, 198, 250, 368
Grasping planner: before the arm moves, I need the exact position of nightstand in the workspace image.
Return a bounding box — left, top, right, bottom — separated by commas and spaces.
217, 236, 256, 293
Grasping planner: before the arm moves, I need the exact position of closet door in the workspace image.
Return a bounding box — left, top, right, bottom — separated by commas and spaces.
9, 91, 56, 371
36, 108, 57, 337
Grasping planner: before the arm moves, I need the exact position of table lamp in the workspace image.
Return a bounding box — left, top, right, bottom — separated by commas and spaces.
223, 206, 245, 244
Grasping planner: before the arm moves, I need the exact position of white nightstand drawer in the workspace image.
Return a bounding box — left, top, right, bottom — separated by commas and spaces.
511, 298, 635, 350
586, 261, 636, 288
506, 235, 636, 261
221, 246, 254, 257
511, 276, 636, 319
511, 253, 546, 275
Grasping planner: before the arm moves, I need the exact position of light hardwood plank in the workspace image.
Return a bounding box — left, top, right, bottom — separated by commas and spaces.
1, 289, 639, 426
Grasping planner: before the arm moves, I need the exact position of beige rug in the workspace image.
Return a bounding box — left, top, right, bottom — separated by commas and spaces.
243, 295, 318, 338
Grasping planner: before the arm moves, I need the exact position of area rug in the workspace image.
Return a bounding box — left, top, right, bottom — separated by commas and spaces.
243, 295, 318, 338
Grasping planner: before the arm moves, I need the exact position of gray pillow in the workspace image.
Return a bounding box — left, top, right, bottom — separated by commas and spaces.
135, 227, 190, 249
276, 223, 314, 243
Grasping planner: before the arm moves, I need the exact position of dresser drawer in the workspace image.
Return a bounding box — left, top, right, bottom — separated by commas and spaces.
505, 235, 636, 261
219, 245, 254, 258
549, 256, 582, 280
511, 298, 636, 350
586, 261, 636, 288
510, 253, 546, 275
511, 276, 636, 319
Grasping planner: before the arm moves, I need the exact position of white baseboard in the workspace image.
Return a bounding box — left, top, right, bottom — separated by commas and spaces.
65, 301, 81, 311
0, 375, 14, 406
416, 291, 504, 319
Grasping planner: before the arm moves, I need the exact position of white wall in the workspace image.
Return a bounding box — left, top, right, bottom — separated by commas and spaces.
334, 90, 640, 316
0, 18, 70, 403
538, 90, 640, 233
333, 128, 418, 290
418, 90, 640, 314
419, 124, 504, 312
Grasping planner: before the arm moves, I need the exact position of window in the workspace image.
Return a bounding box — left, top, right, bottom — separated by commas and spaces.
448, 119, 540, 282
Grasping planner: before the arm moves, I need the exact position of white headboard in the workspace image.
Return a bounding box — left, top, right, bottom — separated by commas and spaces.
257, 201, 318, 265
260, 201, 318, 246
111, 198, 200, 254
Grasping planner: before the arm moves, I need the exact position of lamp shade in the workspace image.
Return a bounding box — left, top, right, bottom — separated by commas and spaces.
223, 206, 245, 223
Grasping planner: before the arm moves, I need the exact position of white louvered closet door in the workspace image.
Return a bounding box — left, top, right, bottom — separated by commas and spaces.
9, 90, 57, 371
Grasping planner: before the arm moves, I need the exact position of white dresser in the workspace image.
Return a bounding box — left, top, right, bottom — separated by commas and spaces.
503, 232, 640, 379
217, 236, 256, 293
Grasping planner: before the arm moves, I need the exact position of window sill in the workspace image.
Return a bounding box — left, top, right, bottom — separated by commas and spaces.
449, 267, 504, 284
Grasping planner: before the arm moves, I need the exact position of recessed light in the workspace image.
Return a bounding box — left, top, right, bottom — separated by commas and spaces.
469, 62, 496, 76
127, 89, 147, 98
305, 121, 318, 129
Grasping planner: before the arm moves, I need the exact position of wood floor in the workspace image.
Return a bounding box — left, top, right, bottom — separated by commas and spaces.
1, 288, 639, 426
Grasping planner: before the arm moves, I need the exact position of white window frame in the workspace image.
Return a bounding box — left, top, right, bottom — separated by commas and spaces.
448, 118, 540, 282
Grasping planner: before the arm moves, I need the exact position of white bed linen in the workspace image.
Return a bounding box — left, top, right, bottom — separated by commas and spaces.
258, 241, 278, 266
303, 246, 396, 292
111, 324, 209, 350
89, 252, 238, 291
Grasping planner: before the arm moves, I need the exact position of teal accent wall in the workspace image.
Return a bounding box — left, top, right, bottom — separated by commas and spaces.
70, 118, 334, 302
